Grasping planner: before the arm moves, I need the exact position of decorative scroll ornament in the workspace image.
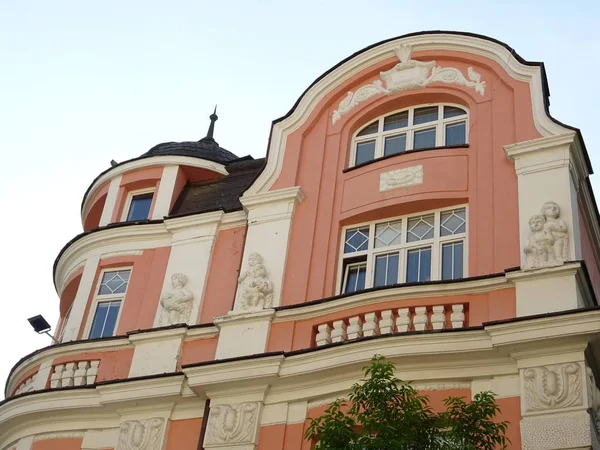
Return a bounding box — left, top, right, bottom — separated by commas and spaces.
236, 253, 274, 311
204, 402, 259, 446
523, 201, 570, 269
380, 165, 423, 192
159, 273, 194, 326
332, 44, 486, 124
523, 363, 582, 412
117, 418, 165, 450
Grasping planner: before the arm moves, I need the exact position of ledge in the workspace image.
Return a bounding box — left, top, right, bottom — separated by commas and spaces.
342, 144, 469, 174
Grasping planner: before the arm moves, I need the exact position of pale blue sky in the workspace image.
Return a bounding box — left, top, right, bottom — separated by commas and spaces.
0, 1, 598, 394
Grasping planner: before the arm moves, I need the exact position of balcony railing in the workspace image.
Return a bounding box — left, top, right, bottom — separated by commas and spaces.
315, 304, 466, 346
50, 361, 100, 388
13, 373, 37, 395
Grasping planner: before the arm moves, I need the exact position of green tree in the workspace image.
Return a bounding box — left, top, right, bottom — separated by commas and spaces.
305, 355, 509, 450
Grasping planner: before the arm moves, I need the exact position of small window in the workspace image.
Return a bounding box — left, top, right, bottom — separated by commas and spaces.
98, 270, 131, 295
89, 300, 121, 339
442, 241, 464, 280
351, 104, 468, 166
406, 247, 432, 283
126, 193, 153, 221
343, 261, 367, 293
374, 253, 400, 287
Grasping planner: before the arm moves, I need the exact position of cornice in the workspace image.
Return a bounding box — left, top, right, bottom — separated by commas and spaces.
240, 186, 305, 209
214, 309, 276, 328
504, 133, 577, 160
504, 261, 581, 282
164, 210, 224, 233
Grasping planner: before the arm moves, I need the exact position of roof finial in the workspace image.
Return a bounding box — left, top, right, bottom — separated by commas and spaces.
206, 105, 218, 139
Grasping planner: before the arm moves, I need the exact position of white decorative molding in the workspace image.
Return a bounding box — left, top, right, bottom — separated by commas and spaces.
521, 410, 592, 449
158, 273, 194, 326
523, 363, 582, 412
33, 431, 86, 442
14, 374, 37, 396
50, 361, 99, 388
204, 402, 260, 447
116, 418, 165, 450
379, 165, 423, 192
332, 44, 485, 124
523, 201, 571, 269
100, 250, 144, 260
235, 253, 274, 312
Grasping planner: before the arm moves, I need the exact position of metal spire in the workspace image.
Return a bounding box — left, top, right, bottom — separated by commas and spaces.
206, 105, 218, 139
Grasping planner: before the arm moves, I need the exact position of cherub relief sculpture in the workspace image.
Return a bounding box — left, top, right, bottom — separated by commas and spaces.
236, 253, 274, 311
523, 201, 570, 269
159, 273, 194, 325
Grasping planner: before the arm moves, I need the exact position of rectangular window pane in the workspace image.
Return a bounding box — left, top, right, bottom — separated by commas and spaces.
344, 227, 370, 253
413, 106, 438, 124
89, 302, 109, 339
357, 120, 378, 136
413, 128, 436, 149
443, 106, 467, 118
375, 220, 402, 248
374, 253, 399, 287
355, 140, 376, 165
440, 208, 466, 236
127, 193, 153, 221
383, 111, 409, 131
384, 134, 406, 156
407, 214, 434, 242
406, 247, 431, 283
103, 301, 121, 337
442, 242, 464, 280
98, 270, 131, 295
445, 122, 466, 146
344, 263, 367, 293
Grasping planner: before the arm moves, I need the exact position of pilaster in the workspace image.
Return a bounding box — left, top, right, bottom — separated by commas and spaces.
62, 255, 100, 342
99, 175, 123, 227
151, 165, 179, 220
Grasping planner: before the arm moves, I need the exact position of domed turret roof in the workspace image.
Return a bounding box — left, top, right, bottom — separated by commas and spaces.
140, 107, 238, 164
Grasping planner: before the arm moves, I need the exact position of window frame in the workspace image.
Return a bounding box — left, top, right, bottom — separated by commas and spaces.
121, 188, 155, 222
337, 205, 469, 294
350, 103, 469, 167
83, 267, 132, 339
58, 304, 73, 343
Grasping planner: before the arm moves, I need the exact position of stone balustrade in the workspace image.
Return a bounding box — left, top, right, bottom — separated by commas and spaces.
50, 361, 100, 388
14, 373, 37, 395
315, 304, 466, 346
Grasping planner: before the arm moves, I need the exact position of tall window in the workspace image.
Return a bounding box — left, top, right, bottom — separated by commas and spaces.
351, 104, 468, 167
88, 269, 130, 339
124, 191, 154, 221
340, 207, 467, 294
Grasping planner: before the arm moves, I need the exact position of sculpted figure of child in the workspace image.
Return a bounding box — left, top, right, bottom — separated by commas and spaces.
237, 253, 274, 310
160, 273, 194, 325
541, 201, 569, 262
524, 214, 555, 267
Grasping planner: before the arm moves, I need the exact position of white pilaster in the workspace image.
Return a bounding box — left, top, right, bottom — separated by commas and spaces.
151, 165, 179, 220
32, 360, 53, 391
128, 327, 186, 378
99, 175, 123, 227
81, 429, 119, 450
62, 255, 100, 342
15, 436, 33, 450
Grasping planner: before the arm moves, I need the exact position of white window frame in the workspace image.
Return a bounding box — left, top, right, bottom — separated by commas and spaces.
58, 304, 72, 343
121, 187, 155, 222
337, 205, 469, 294
83, 267, 132, 339
350, 103, 469, 167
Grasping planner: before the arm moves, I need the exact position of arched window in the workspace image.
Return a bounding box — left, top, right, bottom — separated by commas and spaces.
351, 104, 468, 167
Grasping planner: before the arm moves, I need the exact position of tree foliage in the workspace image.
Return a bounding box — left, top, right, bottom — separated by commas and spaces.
305, 355, 509, 450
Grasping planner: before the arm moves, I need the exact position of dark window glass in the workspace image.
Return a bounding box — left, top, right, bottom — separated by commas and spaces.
355, 140, 376, 165
98, 270, 131, 295
383, 111, 409, 131
344, 227, 370, 253
443, 106, 467, 118
406, 247, 432, 283
413, 128, 436, 149
344, 264, 367, 293
374, 253, 399, 287
384, 134, 406, 156
89, 301, 121, 339
357, 121, 379, 136
445, 122, 466, 146
127, 193, 153, 221
442, 242, 464, 280
413, 106, 439, 125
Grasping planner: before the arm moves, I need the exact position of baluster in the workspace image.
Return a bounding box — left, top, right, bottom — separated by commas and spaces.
413, 307, 428, 331
331, 320, 347, 343
86, 361, 100, 385
61, 362, 76, 387
451, 304, 465, 328
74, 361, 90, 386
363, 313, 380, 337
431, 306, 446, 330
50, 364, 65, 389
347, 316, 363, 340
396, 308, 411, 332
316, 324, 332, 346
379, 310, 394, 334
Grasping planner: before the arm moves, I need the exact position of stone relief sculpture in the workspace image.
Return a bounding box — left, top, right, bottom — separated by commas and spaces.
523, 363, 582, 412
117, 418, 165, 450
523, 201, 570, 269
236, 253, 274, 311
332, 44, 486, 124
379, 165, 423, 192
159, 273, 194, 326
204, 402, 259, 446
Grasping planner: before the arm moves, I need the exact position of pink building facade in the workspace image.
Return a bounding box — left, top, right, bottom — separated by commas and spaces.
2, 31, 600, 449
